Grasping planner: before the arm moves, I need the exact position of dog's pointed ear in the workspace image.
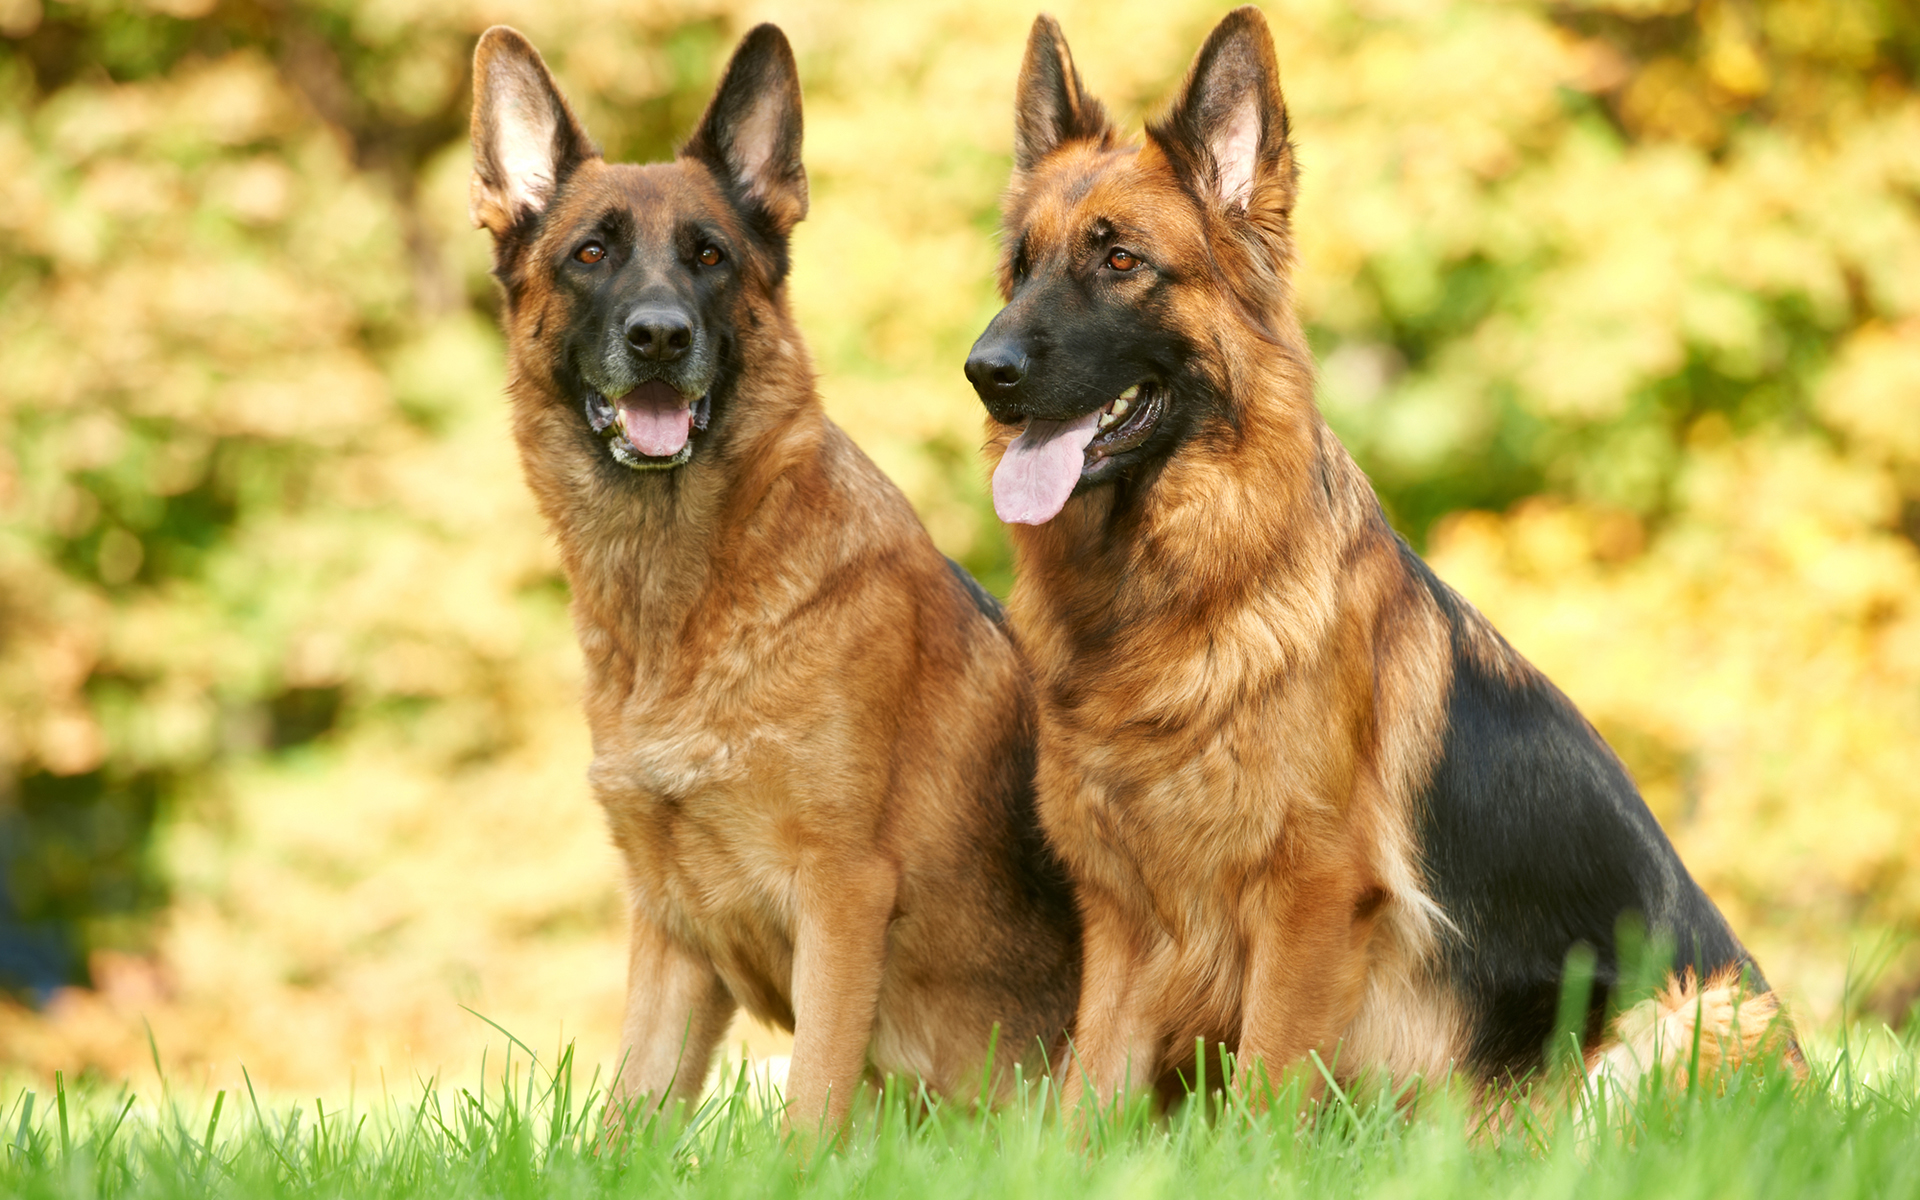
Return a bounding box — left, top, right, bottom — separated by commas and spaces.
683, 24, 808, 235
1013, 14, 1111, 173
470, 26, 598, 236
1148, 7, 1293, 217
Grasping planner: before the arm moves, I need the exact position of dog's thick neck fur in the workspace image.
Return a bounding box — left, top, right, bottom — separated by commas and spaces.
530, 344, 817, 657
496, 218, 830, 683
1003, 291, 1402, 742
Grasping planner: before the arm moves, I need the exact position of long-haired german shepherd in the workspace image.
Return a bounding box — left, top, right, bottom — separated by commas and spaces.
964, 8, 1793, 1105
469, 24, 1079, 1134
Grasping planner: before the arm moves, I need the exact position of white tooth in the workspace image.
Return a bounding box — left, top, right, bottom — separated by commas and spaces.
1099, 410, 1119, 430
1111, 396, 1132, 419
1119, 384, 1140, 401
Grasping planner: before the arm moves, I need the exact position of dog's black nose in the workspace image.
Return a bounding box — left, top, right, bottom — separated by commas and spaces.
625, 308, 694, 362
964, 338, 1028, 400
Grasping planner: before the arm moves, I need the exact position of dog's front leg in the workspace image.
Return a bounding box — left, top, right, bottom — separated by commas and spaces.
1234, 863, 1381, 1102
782, 854, 898, 1144
1061, 894, 1163, 1120
607, 907, 736, 1129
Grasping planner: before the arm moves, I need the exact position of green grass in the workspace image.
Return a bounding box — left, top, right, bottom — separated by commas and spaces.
5, 1027, 1918, 1200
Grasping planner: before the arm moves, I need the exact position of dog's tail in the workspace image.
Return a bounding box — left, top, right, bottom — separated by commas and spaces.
1586, 967, 1804, 1095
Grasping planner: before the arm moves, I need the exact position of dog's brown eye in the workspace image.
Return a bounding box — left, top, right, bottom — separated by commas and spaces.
698, 246, 723, 267
1107, 248, 1139, 272
575, 242, 605, 264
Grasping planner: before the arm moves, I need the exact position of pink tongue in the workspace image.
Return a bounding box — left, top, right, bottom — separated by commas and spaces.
617, 381, 692, 457
992, 411, 1102, 525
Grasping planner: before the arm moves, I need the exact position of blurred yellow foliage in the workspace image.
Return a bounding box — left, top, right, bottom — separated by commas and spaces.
0, 0, 1916, 1094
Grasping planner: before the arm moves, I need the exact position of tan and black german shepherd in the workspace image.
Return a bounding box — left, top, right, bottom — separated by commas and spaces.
469, 24, 1079, 1134
964, 8, 1793, 1107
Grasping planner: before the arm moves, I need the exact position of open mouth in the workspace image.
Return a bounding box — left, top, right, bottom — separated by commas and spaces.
583, 381, 711, 470
1087, 381, 1164, 459
991, 380, 1165, 525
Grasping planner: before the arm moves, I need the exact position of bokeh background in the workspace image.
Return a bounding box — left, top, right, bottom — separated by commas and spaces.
1, 0, 1917, 1098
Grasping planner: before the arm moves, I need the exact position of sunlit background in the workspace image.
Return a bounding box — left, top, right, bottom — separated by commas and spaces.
1, 0, 1917, 1099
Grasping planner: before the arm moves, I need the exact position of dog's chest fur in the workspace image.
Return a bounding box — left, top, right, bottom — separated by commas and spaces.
585, 635, 809, 1024
1032, 614, 1354, 923
563, 471, 872, 1028
1009, 439, 1457, 1061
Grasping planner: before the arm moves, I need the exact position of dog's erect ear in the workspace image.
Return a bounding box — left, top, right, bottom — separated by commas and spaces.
682, 24, 808, 235
470, 26, 598, 236
1013, 14, 1111, 173
1147, 7, 1294, 216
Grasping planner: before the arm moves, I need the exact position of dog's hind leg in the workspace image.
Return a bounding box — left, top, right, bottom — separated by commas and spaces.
1588, 967, 1802, 1096
783, 854, 899, 1145
606, 910, 736, 1132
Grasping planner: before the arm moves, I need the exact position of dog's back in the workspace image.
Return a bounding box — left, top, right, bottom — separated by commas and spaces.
1402, 543, 1766, 1077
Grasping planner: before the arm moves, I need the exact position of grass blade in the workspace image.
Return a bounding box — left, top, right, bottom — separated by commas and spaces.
54, 1072, 68, 1158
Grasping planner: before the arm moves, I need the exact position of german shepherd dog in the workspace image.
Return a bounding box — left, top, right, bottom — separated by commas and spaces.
469, 25, 1079, 1134
964, 8, 1792, 1106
